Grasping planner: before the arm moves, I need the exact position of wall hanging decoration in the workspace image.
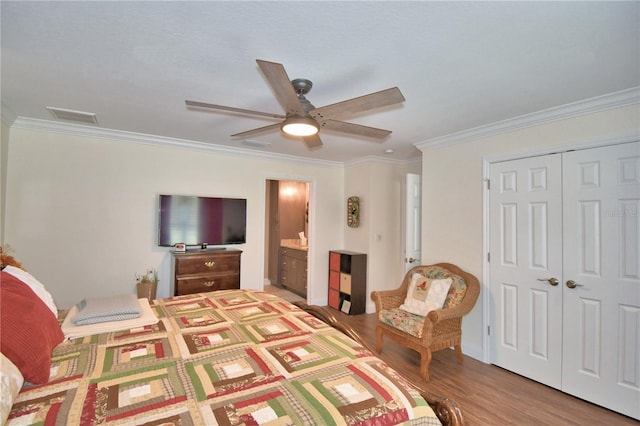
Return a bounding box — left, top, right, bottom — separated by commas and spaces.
347, 196, 360, 228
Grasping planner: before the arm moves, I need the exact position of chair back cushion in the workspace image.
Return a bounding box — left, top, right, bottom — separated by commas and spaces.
399, 273, 452, 316
412, 265, 468, 309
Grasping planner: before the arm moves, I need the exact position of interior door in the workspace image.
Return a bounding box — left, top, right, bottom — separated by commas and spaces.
405, 173, 422, 273
489, 154, 563, 389
561, 142, 640, 419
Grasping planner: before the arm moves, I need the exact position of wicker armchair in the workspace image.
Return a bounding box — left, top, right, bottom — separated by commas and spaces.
371, 263, 480, 381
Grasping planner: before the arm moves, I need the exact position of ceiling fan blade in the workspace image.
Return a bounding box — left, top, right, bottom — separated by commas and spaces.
322, 119, 391, 139
185, 100, 285, 119
256, 60, 306, 116
303, 134, 323, 148
311, 87, 405, 121
231, 123, 282, 138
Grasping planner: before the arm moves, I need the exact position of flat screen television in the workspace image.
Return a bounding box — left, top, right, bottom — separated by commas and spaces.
158, 194, 247, 247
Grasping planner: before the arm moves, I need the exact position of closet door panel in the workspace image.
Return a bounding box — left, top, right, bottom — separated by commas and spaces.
562, 142, 639, 420
489, 153, 563, 389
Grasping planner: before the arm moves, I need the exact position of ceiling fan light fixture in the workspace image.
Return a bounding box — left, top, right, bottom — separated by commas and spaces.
281, 116, 319, 137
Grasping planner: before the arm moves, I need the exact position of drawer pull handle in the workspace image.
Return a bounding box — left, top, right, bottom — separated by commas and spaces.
204, 281, 215, 287
204, 261, 216, 267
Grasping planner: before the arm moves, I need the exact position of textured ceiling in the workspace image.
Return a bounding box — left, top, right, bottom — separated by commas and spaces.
2, 1, 638, 162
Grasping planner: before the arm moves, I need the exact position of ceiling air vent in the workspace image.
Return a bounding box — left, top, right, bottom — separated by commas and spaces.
46, 107, 98, 125
242, 139, 271, 147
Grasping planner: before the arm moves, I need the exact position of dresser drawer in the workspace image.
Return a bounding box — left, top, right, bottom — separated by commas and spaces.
176, 274, 239, 295
176, 253, 240, 275
281, 247, 307, 261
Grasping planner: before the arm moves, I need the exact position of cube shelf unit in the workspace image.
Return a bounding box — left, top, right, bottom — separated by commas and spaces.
328, 250, 367, 315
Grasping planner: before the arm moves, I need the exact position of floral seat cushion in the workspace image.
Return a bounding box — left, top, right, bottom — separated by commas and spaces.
379, 308, 426, 338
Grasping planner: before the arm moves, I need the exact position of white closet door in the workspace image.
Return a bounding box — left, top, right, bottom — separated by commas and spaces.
561, 142, 640, 420
489, 153, 563, 388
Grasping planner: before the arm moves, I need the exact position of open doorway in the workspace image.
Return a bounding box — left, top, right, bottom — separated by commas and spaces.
264, 179, 309, 301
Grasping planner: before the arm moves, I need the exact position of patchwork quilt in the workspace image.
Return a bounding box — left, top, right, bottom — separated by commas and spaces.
7, 290, 441, 425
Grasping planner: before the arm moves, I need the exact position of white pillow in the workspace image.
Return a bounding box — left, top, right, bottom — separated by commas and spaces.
400, 273, 452, 317
3, 265, 58, 315
0, 352, 24, 425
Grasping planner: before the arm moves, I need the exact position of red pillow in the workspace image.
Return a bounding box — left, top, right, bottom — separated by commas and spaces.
0, 271, 64, 384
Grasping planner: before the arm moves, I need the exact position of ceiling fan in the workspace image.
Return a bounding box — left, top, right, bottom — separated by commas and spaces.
185, 59, 405, 148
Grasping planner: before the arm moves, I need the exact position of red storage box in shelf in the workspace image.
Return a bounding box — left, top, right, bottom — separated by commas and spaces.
329, 270, 340, 290
328, 289, 340, 309
329, 252, 341, 271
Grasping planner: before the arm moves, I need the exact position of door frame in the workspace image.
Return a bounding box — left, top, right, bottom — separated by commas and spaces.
481, 134, 639, 363
261, 174, 315, 302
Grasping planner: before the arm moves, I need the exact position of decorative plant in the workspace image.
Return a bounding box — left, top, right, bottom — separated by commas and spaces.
136, 268, 158, 285
0, 244, 23, 269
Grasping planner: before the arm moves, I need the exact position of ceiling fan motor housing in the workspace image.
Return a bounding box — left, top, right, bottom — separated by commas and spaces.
291, 78, 313, 95
291, 79, 316, 114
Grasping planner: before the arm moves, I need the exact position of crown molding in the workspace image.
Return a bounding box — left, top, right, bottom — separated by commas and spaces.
416, 87, 640, 151
10, 116, 345, 169
9, 116, 420, 168
345, 155, 418, 167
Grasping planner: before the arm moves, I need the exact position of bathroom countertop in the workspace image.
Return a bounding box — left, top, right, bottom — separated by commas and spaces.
280, 239, 308, 251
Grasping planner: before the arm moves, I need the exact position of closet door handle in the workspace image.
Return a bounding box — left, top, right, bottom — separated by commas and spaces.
566, 280, 583, 289
537, 277, 559, 286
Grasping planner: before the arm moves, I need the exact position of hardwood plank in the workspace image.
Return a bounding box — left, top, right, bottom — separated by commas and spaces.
330, 310, 637, 426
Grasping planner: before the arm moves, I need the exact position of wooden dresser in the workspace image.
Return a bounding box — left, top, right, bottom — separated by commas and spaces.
171, 249, 242, 296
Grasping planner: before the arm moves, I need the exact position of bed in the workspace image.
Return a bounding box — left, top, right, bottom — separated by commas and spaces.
1, 267, 464, 425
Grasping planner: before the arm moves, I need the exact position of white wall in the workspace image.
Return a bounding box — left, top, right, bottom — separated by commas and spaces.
4, 125, 345, 308
1, 120, 9, 243
344, 159, 421, 313
417, 103, 640, 359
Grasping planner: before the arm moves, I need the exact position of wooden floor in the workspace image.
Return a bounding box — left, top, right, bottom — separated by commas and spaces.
330, 309, 637, 426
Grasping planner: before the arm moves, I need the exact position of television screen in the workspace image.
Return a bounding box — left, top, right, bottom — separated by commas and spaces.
158, 195, 247, 247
